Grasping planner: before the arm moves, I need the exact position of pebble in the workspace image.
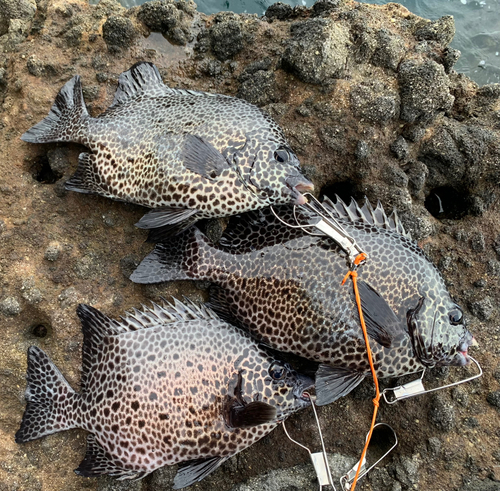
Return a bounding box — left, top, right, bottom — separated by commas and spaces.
44, 244, 61, 261
0, 296, 21, 316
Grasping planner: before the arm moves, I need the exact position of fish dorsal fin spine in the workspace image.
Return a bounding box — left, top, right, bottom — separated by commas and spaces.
322, 195, 410, 238
111, 61, 165, 106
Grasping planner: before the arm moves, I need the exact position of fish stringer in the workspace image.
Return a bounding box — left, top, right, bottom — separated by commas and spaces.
282, 392, 336, 490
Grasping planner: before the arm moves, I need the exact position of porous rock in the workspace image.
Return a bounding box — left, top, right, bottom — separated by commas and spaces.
209, 12, 244, 61
0, 0, 36, 37
282, 18, 350, 84
102, 15, 137, 52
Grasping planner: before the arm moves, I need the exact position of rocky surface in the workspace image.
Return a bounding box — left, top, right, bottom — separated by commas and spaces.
0, 0, 499, 490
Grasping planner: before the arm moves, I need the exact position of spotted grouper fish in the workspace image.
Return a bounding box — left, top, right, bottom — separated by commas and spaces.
15, 300, 312, 488
21, 62, 313, 239
131, 197, 475, 406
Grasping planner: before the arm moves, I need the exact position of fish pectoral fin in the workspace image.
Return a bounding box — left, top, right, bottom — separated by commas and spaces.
173, 456, 229, 489
75, 434, 147, 480
224, 398, 277, 429
357, 280, 402, 348
180, 134, 231, 179
315, 365, 366, 406
135, 207, 199, 241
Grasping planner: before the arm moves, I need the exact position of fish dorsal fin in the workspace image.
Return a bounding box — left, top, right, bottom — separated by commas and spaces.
173, 456, 229, 489
118, 297, 220, 331
75, 434, 147, 479
322, 196, 410, 238
112, 61, 165, 106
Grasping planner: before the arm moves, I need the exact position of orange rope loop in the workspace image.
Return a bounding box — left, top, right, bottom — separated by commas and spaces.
342, 253, 380, 491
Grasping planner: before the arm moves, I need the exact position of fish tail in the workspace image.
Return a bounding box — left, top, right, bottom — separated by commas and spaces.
15, 346, 79, 443
21, 76, 89, 144
130, 227, 211, 284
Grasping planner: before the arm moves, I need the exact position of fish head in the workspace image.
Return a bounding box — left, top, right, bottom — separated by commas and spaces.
256, 359, 314, 419
245, 140, 313, 206
407, 292, 475, 368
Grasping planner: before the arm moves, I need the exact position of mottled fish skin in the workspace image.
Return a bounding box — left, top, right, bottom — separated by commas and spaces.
130, 197, 474, 406
15, 300, 312, 487
21, 62, 313, 238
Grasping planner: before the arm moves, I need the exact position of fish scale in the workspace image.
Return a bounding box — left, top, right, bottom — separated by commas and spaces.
16, 300, 312, 488
131, 197, 475, 406
21, 61, 313, 240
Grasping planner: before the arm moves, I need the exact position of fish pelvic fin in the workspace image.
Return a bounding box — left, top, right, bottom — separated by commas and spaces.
173, 456, 230, 489
314, 365, 366, 406
15, 346, 78, 443
135, 206, 199, 242
21, 75, 89, 144
130, 227, 210, 284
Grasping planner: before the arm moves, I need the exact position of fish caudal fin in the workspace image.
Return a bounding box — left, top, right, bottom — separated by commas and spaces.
21, 76, 89, 144
135, 206, 199, 242
130, 227, 210, 284
314, 365, 366, 406
15, 346, 78, 443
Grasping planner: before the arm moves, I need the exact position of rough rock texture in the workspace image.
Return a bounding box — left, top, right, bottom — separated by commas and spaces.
0, 0, 499, 490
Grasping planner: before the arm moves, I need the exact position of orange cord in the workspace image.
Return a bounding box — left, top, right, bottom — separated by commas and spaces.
342, 253, 380, 491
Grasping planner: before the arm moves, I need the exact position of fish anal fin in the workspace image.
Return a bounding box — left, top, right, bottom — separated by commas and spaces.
357, 280, 401, 348
65, 153, 101, 195
111, 61, 164, 107
315, 365, 365, 406
180, 134, 231, 179
224, 398, 277, 429
173, 456, 229, 489
75, 434, 146, 480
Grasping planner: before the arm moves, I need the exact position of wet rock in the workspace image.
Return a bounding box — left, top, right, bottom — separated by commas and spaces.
398, 59, 454, 123
265, 2, 294, 21
371, 28, 405, 71
415, 16, 455, 47
210, 13, 244, 61
443, 47, 461, 73
429, 394, 456, 431
0, 296, 21, 316
350, 83, 399, 124
137, 0, 193, 45
102, 15, 137, 52
390, 136, 409, 160
44, 243, 61, 261
0, 0, 36, 37
238, 70, 279, 107
282, 18, 350, 84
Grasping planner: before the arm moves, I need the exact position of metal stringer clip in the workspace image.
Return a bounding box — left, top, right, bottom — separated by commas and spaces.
270, 193, 367, 269
282, 393, 336, 490
381, 356, 483, 404
340, 423, 398, 491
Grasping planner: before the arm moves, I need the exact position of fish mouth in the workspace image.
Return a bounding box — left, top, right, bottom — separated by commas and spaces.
285, 176, 314, 205
453, 333, 477, 366
294, 373, 315, 403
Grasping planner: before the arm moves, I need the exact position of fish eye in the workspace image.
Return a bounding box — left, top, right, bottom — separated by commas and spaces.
274, 148, 290, 163
269, 362, 287, 380
449, 308, 463, 325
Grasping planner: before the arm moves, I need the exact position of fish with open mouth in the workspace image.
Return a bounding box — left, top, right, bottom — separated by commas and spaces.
21, 62, 313, 240
15, 300, 312, 488
130, 197, 475, 406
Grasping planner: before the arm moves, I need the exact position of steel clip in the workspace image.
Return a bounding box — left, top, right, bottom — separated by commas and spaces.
382, 356, 482, 405
340, 423, 398, 491
282, 393, 336, 490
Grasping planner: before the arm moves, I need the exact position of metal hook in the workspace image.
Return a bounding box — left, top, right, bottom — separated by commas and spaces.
340, 423, 398, 491
381, 356, 482, 404
282, 393, 336, 490
270, 194, 367, 268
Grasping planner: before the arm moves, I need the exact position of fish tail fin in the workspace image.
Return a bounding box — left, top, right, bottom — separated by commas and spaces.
21, 76, 89, 144
130, 227, 211, 284
15, 346, 78, 443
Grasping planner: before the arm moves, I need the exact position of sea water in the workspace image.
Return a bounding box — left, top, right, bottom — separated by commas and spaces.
105, 0, 500, 85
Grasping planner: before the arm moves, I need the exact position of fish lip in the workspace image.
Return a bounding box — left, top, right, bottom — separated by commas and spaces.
285, 179, 314, 205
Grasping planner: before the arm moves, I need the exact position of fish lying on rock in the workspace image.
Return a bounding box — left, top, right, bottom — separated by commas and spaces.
15, 300, 312, 488
21, 62, 313, 240
131, 197, 475, 406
